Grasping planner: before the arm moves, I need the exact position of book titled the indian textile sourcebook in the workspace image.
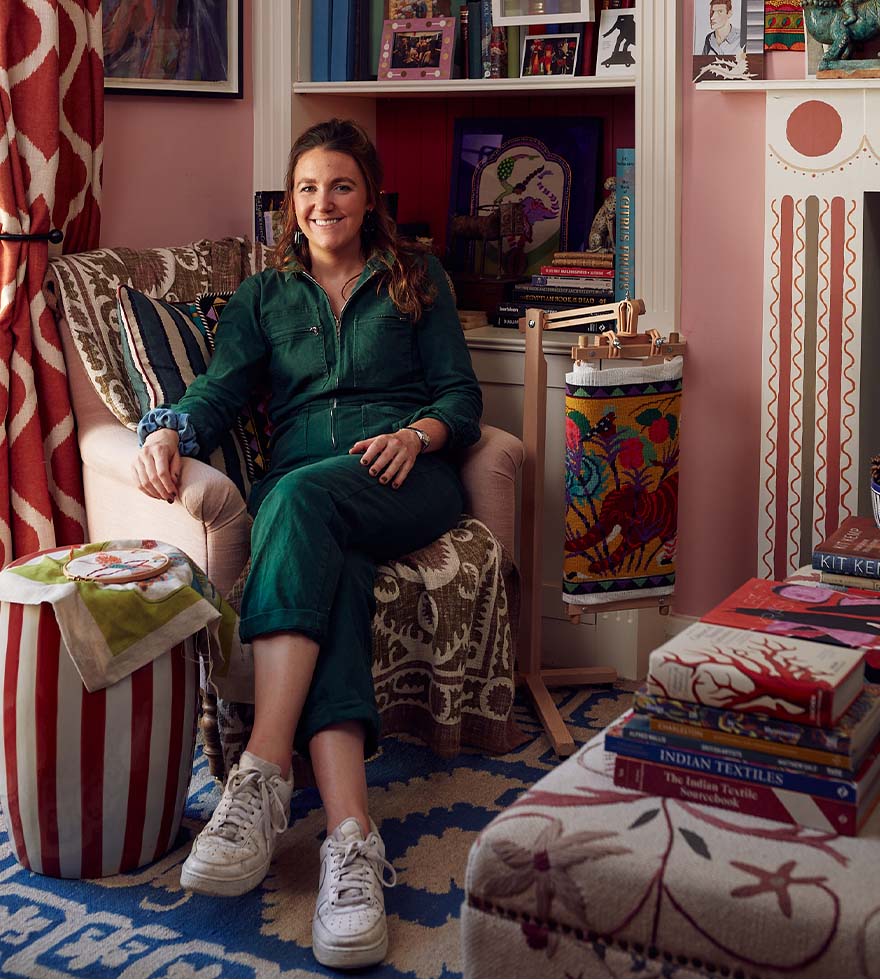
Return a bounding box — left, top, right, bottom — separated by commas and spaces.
646, 622, 865, 728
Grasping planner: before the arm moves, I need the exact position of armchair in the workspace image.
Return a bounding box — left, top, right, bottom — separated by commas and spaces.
45, 237, 525, 777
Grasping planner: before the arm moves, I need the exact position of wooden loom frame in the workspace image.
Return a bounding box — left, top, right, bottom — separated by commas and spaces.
519, 298, 686, 756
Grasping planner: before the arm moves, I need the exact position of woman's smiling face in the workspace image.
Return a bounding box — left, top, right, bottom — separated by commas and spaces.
292, 148, 370, 260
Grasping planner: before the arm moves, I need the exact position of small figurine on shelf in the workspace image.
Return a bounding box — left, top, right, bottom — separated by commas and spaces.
804, 0, 880, 76
587, 176, 616, 252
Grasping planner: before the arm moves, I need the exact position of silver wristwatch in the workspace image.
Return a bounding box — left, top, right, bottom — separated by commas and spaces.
404, 425, 431, 453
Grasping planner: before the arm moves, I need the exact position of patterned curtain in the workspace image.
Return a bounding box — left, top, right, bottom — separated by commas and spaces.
0, 0, 102, 567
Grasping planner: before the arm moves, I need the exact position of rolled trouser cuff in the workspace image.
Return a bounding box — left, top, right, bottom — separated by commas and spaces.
238, 609, 328, 645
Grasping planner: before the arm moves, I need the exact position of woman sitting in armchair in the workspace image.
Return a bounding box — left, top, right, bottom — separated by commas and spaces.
131, 118, 482, 970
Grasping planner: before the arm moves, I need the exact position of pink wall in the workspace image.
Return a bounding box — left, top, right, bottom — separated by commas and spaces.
100, 0, 254, 250
674, 11, 802, 616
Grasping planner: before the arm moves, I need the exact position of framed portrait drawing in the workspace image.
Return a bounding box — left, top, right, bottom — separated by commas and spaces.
692, 0, 765, 82
520, 33, 580, 77
379, 17, 456, 80
103, 0, 243, 98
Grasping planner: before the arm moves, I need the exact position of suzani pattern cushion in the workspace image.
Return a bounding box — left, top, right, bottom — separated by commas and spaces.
117, 285, 250, 499
196, 293, 274, 482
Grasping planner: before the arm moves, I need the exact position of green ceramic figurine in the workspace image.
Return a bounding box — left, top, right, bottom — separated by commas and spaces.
803, 0, 880, 74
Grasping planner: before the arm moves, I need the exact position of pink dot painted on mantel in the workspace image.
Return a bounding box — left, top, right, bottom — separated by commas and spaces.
786, 100, 843, 157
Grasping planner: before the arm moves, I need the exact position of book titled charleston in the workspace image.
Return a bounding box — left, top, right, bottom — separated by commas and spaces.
702, 576, 880, 652
605, 712, 880, 802
612, 753, 879, 836
634, 683, 880, 767
646, 622, 865, 727
614, 147, 635, 301
813, 517, 880, 577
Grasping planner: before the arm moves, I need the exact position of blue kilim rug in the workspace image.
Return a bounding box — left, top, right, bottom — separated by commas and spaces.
0, 684, 634, 979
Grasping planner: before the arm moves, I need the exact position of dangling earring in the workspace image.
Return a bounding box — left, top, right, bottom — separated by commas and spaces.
293, 228, 305, 246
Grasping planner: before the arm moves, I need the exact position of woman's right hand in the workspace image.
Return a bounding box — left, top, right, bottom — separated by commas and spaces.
132, 427, 182, 503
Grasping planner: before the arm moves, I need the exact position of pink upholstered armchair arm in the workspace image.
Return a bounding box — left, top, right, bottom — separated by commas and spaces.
457, 424, 523, 556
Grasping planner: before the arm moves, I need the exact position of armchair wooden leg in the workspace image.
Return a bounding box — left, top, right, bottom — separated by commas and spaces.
200, 690, 226, 782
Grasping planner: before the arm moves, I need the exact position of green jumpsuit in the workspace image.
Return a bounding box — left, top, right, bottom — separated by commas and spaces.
167, 254, 483, 755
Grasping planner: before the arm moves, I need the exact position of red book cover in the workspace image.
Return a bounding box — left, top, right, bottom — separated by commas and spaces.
646, 622, 865, 727
702, 577, 880, 652
812, 517, 880, 577
612, 754, 863, 835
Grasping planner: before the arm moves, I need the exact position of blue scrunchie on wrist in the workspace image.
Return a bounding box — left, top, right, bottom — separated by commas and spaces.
137, 408, 200, 457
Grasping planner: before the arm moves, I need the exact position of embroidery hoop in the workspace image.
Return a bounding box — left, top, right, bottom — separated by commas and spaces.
63, 548, 171, 584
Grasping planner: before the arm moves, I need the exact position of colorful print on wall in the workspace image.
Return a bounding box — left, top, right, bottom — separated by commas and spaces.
103, 0, 242, 97
764, 0, 805, 51
563, 358, 682, 607
693, 0, 766, 82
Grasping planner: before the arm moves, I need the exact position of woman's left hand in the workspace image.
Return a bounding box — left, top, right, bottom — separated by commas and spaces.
349, 429, 422, 489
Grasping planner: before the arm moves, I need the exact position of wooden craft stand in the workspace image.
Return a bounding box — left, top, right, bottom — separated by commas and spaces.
519, 298, 687, 756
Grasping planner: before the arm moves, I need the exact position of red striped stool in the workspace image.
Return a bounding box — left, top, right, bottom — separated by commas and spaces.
0, 600, 199, 878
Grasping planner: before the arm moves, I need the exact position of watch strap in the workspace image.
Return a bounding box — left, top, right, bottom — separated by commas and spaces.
403, 425, 430, 453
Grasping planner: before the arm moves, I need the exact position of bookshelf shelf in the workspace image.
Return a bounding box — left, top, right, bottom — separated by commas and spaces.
292, 76, 636, 98
697, 78, 880, 92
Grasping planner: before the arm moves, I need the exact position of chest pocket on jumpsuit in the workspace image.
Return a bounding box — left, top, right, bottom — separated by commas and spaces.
262, 309, 329, 388
353, 313, 415, 388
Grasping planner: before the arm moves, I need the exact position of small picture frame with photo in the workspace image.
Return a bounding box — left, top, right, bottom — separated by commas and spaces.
595, 7, 636, 77
379, 17, 456, 79
520, 33, 580, 78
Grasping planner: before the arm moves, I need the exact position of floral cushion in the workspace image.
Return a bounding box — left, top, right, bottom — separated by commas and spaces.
462, 725, 880, 978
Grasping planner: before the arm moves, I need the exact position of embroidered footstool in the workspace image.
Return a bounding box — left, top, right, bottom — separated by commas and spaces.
0, 541, 234, 877
462, 725, 880, 978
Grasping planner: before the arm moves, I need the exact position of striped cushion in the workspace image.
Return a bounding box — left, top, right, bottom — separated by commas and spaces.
196, 293, 273, 482
117, 285, 251, 499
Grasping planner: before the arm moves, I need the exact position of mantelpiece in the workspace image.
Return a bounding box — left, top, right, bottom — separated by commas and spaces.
702, 79, 880, 579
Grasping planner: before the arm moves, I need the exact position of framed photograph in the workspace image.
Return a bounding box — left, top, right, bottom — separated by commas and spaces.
379, 17, 456, 80
520, 33, 580, 77
386, 1, 452, 15
103, 0, 243, 98
595, 8, 636, 76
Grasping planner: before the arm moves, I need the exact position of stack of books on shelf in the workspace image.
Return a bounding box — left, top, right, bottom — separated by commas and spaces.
495, 250, 615, 328
605, 588, 880, 836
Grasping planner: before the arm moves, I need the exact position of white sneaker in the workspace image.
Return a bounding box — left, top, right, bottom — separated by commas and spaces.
312, 817, 398, 968
180, 751, 292, 896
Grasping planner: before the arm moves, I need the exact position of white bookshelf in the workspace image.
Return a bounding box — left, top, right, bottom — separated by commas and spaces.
293, 76, 635, 97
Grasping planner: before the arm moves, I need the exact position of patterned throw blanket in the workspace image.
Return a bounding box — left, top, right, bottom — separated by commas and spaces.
218, 517, 525, 766
563, 357, 683, 607
765, 1, 805, 51
0, 540, 239, 692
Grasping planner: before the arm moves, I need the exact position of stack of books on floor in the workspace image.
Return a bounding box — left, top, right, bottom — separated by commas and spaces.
605, 588, 880, 835
495, 250, 615, 328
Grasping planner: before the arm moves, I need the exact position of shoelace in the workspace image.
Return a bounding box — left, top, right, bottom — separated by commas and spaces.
328, 837, 398, 908
207, 767, 288, 844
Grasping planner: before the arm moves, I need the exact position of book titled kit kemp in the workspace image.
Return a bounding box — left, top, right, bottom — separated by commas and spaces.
702, 576, 880, 652
813, 516, 880, 576
646, 622, 865, 728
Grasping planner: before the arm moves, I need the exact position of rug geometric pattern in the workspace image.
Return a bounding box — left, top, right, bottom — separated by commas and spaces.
0, 683, 634, 978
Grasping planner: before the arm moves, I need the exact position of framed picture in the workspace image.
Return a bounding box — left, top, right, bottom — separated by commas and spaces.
254, 191, 286, 247
520, 33, 580, 77
447, 116, 602, 275
595, 8, 636, 76
692, 0, 765, 82
379, 17, 456, 80
103, 0, 243, 98
386, 1, 452, 15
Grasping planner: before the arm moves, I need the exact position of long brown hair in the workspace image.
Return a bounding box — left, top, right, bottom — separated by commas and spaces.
270, 118, 437, 321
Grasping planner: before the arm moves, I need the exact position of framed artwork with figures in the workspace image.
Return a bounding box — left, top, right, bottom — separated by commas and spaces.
103, 0, 242, 97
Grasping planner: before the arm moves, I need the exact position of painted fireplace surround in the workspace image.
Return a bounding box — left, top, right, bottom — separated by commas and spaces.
756, 87, 880, 581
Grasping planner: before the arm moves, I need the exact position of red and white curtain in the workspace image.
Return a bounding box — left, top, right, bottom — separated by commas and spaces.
0, 0, 102, 568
